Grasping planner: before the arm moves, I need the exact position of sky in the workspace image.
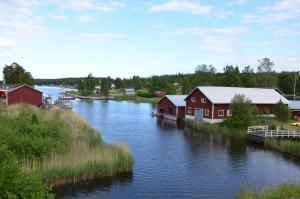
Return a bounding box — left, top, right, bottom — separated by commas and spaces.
0, 0, 299, 79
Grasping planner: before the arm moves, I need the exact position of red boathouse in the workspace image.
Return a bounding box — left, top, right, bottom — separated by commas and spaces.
185, 86, 289, 123
157, 95, 187, 121
7, 85, 43, 107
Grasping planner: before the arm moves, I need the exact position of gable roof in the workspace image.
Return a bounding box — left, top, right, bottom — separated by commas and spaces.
289, 100, 300, 110
7, 85, 42, 94
188, 86, 289, 104
161, 95, 187, 107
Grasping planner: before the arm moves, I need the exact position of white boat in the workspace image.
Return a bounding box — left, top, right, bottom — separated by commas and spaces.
55, 95, 73, 109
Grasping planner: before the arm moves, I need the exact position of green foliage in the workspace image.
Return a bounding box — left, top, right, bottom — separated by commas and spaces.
236, 183, 300, 199
149, 76, 176, 94
223, 65, 241, 87
78, 73, 97, 96
274, 100, 291, 122
0, 105, 70, 160
0, 145, 53, 198
241, 66, 256, 87
136, 92, 154, 98
278, 72, 299, 94
101, 78, 110, 97
3, 63, 34, 86
114, 77, 123, 89
227, 94, 254, 127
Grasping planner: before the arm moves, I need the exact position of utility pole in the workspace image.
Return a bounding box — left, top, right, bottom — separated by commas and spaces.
295, 72, 299, 100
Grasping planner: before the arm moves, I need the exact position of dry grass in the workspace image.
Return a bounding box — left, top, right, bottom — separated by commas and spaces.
3, 104, 133, 187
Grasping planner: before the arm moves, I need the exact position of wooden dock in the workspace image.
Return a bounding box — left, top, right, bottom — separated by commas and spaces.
247, 126, 300, 143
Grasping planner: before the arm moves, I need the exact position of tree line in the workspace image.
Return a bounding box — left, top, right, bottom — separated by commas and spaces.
2, 58, 300, 97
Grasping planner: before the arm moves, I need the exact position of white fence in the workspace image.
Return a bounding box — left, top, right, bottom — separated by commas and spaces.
247, 126, 300, 138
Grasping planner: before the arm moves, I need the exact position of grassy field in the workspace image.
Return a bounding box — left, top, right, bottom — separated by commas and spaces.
0, 105, 133, 187
236, 183, 300, 199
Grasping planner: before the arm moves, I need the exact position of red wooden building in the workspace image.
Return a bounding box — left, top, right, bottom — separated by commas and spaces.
157, 95, 187, 121
7, 85, 43, 107
0, 89, 6, 98
289, 100, 300, 120
154, 91, 165, 98
185, 86, 289, 123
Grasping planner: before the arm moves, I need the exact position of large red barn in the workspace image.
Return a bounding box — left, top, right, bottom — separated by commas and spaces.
157, 95, 187, 121
185, 86, 289, 123
7, 85, 43, 107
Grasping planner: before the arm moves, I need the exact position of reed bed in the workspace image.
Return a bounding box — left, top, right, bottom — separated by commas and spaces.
236, 183, 300, 199
1, 104, 133, 187
265, 138, 300, 158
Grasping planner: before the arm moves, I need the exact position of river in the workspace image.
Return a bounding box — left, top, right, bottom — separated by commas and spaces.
37, 86, 300, 199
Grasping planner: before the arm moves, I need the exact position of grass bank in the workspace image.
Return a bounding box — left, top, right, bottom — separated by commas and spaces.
186, 120, 247, 139
114, 94, 160, 104
0, 105, 133, 188
236, 183, 300, 199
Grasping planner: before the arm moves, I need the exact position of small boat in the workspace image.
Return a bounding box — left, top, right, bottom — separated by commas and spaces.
43, 95, 54, 109
55, 95, 73, 109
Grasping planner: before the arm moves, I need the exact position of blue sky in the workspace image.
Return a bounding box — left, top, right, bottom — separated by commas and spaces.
0, 0, 299, 79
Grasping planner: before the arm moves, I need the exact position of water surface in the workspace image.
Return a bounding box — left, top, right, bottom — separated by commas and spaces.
38, 86, 300, 199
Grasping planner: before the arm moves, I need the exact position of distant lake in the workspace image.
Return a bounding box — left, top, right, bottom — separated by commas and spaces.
38, 86, 300, 199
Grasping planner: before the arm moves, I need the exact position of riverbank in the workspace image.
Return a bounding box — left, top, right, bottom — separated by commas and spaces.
236, 183, 300, 199
0, 105, 133, 192
114, 94, 160, 104
65, 91, 113, 100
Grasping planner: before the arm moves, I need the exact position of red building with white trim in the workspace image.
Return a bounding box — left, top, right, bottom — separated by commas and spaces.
185, 86, 289, 123
157, 95, 186, 121
7, 85, 43, 107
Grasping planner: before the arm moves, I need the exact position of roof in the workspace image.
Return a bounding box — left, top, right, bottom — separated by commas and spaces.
289, 100, 300, 110
163, 95, 187, 107
188, 86, 289, 104
125, 88, 135, 91
8, 85, 42, 94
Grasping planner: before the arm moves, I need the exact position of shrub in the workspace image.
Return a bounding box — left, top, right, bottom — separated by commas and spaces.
229, 94, 254, 127
0, 145, 53, 198
137, 92, 154, 98
274, 100, 291, 122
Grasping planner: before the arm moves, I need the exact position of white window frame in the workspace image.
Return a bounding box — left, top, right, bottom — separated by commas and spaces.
218, 109, 224, 117
191, 97, 196, 102
201, 98, 206, 103
204, 109, 209, 116
227, 109, 232, 116
187, 107, 193, 114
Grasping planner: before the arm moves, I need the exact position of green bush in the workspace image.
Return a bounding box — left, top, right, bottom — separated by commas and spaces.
0, 145, 53, 198
136, 92, 154, 98
274, 100, 291, 122
229, 94, 254, 127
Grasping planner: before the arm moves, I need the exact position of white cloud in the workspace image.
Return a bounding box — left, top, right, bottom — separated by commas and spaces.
242, 0, 300, 24
163, 26, 247, 54
48, 0, 125, 13
149, 0, 212, 14
76, 15, 92, 22
48, 13, 68, 21
0, 38, 16, 48
227, 0, 248, 5
80, 33, 123, 42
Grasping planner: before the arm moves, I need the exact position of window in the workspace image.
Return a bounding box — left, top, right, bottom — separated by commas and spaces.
201, 98, 206, 103
191, 97, 196, 102
204, 109, 209, 116
218, 109, 224, 117
227, 109, 232, 116
168, 107, 173, 115
187, 107, 193, 114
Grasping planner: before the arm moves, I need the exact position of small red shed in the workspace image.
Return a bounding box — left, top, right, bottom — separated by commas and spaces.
154, 91, 165, 98
289, 101, 300, 120
0, 89, 6, 98
156, 95, 187, 121
7, 85, 43, 107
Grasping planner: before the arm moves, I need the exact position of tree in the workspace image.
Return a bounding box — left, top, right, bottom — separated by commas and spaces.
3, 63, 34, 86
115, 77, 123, 89
229, 94, 254, 126
241, 66, 256, 87
77, 73, 97, 96
195, 64, 216, 73
257, 58, 274, 73
101, 78, 110, 97
274, 100, 291, 122
0, 146, 53, 198
149, 76, 176, 94
223, 65, 241, 87
132, 76, 142, 90
256, 58, 277, 88
277, 72, 296, 94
